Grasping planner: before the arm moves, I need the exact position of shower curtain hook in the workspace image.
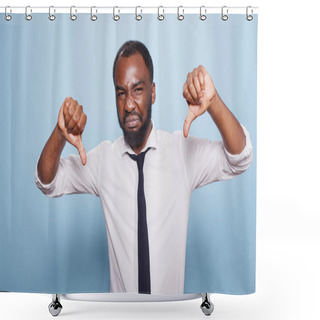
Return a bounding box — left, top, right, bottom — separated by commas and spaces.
200, 6, 207, 21
90, 6, 97, 21
4, 6, 12, 21
221, 6, 228, 21
25, 6, 32, 21
177, 6, 184, 21
135, 6, 142, 21
70, 6, 77, 21
246, 6, 253, 21
157, 6, 164, 21
113, 6, 120, 21
49, 6, 56, 21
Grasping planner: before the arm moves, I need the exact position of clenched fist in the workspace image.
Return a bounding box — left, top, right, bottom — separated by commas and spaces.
57, 97, 87, 165
182, 65, 216, 137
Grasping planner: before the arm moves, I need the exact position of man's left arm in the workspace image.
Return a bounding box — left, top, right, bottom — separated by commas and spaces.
183, 65, 246, 155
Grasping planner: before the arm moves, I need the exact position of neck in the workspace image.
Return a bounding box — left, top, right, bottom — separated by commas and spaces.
131, 122, 153, 154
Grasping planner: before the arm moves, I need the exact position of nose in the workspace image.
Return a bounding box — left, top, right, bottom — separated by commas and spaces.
124, 95, 136, 113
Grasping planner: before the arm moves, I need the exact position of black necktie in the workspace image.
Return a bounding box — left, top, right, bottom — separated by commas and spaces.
128, 147, 151, 294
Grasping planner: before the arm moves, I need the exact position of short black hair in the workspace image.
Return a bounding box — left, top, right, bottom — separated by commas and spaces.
113, 40, 154, 84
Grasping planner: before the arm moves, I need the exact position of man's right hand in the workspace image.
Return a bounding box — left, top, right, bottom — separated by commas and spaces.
57, 97, 87, 165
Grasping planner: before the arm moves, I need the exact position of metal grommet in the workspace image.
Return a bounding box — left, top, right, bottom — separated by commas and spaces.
113, 6, 120, 21
91, 6, 97, 21
177, 6, 184, 21
200, 6, 207, 21
25, 6, 32, 21
221, 6, 228, 21
135, 6, 142, 21
246, 6, 253, 21
70, 6, 77, 21
158, 6, 164, 21
4, 6, 12, 21
49, 6, 56, 21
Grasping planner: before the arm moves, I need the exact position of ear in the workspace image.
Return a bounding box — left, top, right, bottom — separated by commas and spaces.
151, 82, 156, 105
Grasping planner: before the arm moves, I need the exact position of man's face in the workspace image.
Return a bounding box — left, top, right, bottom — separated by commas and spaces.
114, 53, 155, 149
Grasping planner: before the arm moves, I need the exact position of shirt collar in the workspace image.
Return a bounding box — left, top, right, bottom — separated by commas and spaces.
119, 119, 157, 156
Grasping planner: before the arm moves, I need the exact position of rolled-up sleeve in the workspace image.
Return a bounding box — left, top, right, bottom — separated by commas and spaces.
221, 124, 253, 174
180, 124, 253, 190
34, 143, 102, 198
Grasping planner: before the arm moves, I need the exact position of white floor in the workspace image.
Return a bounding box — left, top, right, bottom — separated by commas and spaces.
1, 239, 319, 320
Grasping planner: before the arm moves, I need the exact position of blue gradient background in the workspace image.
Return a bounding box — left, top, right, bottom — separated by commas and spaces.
0, 13, 257, 294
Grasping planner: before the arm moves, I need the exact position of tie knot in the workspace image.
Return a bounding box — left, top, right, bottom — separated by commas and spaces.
128, 147, 151, 170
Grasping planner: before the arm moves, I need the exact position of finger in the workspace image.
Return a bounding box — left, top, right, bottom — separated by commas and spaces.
183, 81, 194, 103
192, 68, 202, 103
64, 99, 78, 128
63, 97, 74, 125
187, 73, 199, 104
66, 104, 83, 133
75, 135, 87, 166
198, 70, 205, 90
58, 103, 65, 129
70, 112, 87, 136
63, 97, 72, 113
198, 65, 213, 94
183, 108, 197, 138
198, 65, 207, 78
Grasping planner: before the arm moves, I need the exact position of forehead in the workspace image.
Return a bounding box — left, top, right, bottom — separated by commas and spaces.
114, 53, 150, 85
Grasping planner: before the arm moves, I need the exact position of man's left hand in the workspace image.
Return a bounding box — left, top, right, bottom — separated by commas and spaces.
182, 65, 216, 137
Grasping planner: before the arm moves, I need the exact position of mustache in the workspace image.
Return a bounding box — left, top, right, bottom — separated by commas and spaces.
123, 111, 143, 123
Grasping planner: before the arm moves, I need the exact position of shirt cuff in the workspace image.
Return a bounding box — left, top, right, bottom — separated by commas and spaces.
223, 124, 253, 166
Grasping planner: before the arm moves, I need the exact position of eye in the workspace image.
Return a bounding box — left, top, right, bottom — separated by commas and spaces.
117, 91, 125, 97
134, 87, 143, 93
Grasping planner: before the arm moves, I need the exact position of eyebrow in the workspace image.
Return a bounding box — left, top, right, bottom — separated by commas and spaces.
116, 80, 145, 91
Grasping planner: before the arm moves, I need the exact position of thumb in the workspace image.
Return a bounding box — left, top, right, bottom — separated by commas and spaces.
183, 108, 197, 138
75, 135, 87, 166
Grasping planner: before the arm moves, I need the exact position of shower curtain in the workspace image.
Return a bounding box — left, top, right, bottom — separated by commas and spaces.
0, 9, 257, 295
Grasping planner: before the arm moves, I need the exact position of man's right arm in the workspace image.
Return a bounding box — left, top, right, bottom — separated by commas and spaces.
37, 124, 66, 184
37, 97, 87, 185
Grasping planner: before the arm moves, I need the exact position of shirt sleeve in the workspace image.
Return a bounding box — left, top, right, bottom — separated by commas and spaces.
180, 124, 253, 191
34, 143, 102, 198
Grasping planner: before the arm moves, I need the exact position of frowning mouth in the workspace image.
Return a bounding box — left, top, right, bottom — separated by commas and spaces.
124, 114, 141, 129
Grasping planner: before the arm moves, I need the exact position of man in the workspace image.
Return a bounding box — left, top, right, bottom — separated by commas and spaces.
35, 40, 253, 295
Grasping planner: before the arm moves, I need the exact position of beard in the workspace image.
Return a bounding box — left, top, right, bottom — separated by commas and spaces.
117, 98, 152, 150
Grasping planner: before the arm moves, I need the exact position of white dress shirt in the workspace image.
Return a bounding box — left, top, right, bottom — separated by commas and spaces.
35, 121, 253, 295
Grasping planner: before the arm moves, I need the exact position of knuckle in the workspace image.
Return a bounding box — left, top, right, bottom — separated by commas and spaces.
77, 123, 82, 131
188, 81, 194, 89
72, 114, 79, 122
65, 97, 74, 107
